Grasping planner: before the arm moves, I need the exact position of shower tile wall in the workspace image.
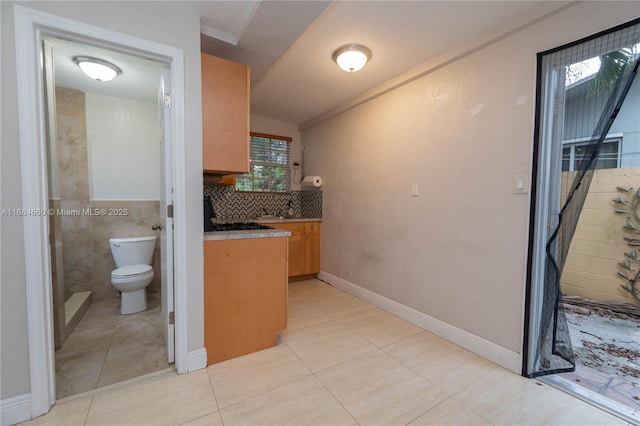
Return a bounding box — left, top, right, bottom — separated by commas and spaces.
55, 88, 161, 303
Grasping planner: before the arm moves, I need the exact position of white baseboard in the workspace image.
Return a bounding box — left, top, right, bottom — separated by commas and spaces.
187, 348, 207, 373
1, 393, 31, 426
317, 271, 522, 374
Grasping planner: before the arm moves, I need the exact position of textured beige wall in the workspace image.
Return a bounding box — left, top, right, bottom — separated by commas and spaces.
301, 2, 640, 354
561, 167, 640, 303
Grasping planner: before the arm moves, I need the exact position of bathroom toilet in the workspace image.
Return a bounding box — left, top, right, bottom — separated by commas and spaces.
109, 236, 156, 314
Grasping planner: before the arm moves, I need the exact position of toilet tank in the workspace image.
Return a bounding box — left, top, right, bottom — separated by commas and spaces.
109, 236, 157, 268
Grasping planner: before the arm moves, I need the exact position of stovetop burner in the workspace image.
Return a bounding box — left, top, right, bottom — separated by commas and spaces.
209, 222, 273, 232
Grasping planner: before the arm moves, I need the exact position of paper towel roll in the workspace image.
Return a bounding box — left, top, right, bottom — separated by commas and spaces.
302, 175, 322, 187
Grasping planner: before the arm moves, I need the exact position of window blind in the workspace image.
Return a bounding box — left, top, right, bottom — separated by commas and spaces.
236, 132, 292, 193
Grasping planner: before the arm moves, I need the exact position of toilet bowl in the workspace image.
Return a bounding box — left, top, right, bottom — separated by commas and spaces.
111, 265, 154, 314
109, 236, 156, 315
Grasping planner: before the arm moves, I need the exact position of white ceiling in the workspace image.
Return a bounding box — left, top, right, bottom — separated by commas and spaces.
52, 1, 571, 126
50, 38, 164, 103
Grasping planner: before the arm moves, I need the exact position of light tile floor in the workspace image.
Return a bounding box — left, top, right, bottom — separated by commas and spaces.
55, 293, 169, 398
25, 279, 630, 425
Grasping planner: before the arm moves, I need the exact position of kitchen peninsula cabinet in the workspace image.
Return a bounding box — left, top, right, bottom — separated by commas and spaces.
203, 236, 288, 365
270, 221, 321, 280
201, 53, 249, 174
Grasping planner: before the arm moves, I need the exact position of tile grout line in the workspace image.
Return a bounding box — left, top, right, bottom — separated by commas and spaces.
284, 342, 362, 425
82, 394, 95, 425
203, 367, 225, 426
207, 345, 314, 414
95, 309, 120, 389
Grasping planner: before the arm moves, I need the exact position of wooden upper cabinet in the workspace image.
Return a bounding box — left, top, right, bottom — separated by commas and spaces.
201, 53, 250, 174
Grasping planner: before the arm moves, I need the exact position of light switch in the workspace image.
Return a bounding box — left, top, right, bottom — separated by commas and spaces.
411, 183, 419, 197
513, 174, 528, 194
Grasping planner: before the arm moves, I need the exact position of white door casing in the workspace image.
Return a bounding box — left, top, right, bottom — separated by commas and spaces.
13, 5, 189, 418
159, 67, 175, 364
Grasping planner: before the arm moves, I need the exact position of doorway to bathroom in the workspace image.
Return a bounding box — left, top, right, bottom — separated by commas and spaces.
43, 36, 175, 399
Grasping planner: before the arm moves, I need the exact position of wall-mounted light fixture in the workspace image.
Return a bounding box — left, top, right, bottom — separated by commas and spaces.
333, 44, 371, 73
73, 56, 121, 82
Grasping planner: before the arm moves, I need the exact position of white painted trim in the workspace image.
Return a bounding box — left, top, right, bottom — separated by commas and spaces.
14, 6, 57, 418
0, 394, 32, 426
318, 271, 522, 373
187, 348, 208, 373
13, 5, 190, 418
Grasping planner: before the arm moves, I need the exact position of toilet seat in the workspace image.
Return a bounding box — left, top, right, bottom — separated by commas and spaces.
111, 264, 153, 279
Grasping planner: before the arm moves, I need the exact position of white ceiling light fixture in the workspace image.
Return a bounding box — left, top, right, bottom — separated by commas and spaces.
333, 44, 371, 72
73, 56, 121, 82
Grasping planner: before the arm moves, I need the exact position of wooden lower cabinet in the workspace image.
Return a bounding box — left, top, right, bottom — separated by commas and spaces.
270, 221, 321, 279
203, 236, 288, 365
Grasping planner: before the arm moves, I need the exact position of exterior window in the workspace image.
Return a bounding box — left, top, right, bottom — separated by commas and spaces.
561, 138, 620, 172
236, 132, 292, 193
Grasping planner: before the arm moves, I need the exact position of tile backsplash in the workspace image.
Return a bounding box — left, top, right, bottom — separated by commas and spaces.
204, 185, 322, 219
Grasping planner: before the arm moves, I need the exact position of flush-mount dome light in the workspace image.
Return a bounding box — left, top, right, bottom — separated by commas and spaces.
333, 44, 371, 72
73, 56, 121, 82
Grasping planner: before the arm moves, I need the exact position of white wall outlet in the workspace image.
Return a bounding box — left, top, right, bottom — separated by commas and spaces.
513, 174, 528, 194
411, 183, 419, 197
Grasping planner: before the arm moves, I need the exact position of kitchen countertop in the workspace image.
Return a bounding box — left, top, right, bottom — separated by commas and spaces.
204, 228, 291, 241
203, 217, 321, 241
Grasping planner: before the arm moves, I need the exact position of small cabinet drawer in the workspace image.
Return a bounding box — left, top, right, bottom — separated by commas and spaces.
272, 222, 304, 236
305, 221, 321, 235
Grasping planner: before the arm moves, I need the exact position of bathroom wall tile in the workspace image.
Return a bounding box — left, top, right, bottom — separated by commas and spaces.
90, 254, 117, 302
89, 200, 160, 301
55, 88, 86, 129
60, 199, 92, 298
50, 199, 67, 349
56, 88, 90, 202
59, 144, 90, 200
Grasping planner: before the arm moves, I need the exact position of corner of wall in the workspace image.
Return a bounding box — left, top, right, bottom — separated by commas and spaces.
318, 271, 522, 374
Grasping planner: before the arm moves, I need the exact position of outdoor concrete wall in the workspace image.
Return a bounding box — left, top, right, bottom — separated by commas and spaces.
561, 167, 640, 303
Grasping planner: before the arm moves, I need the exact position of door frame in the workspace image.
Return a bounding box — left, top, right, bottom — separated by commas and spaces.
13, 5, 189, 418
